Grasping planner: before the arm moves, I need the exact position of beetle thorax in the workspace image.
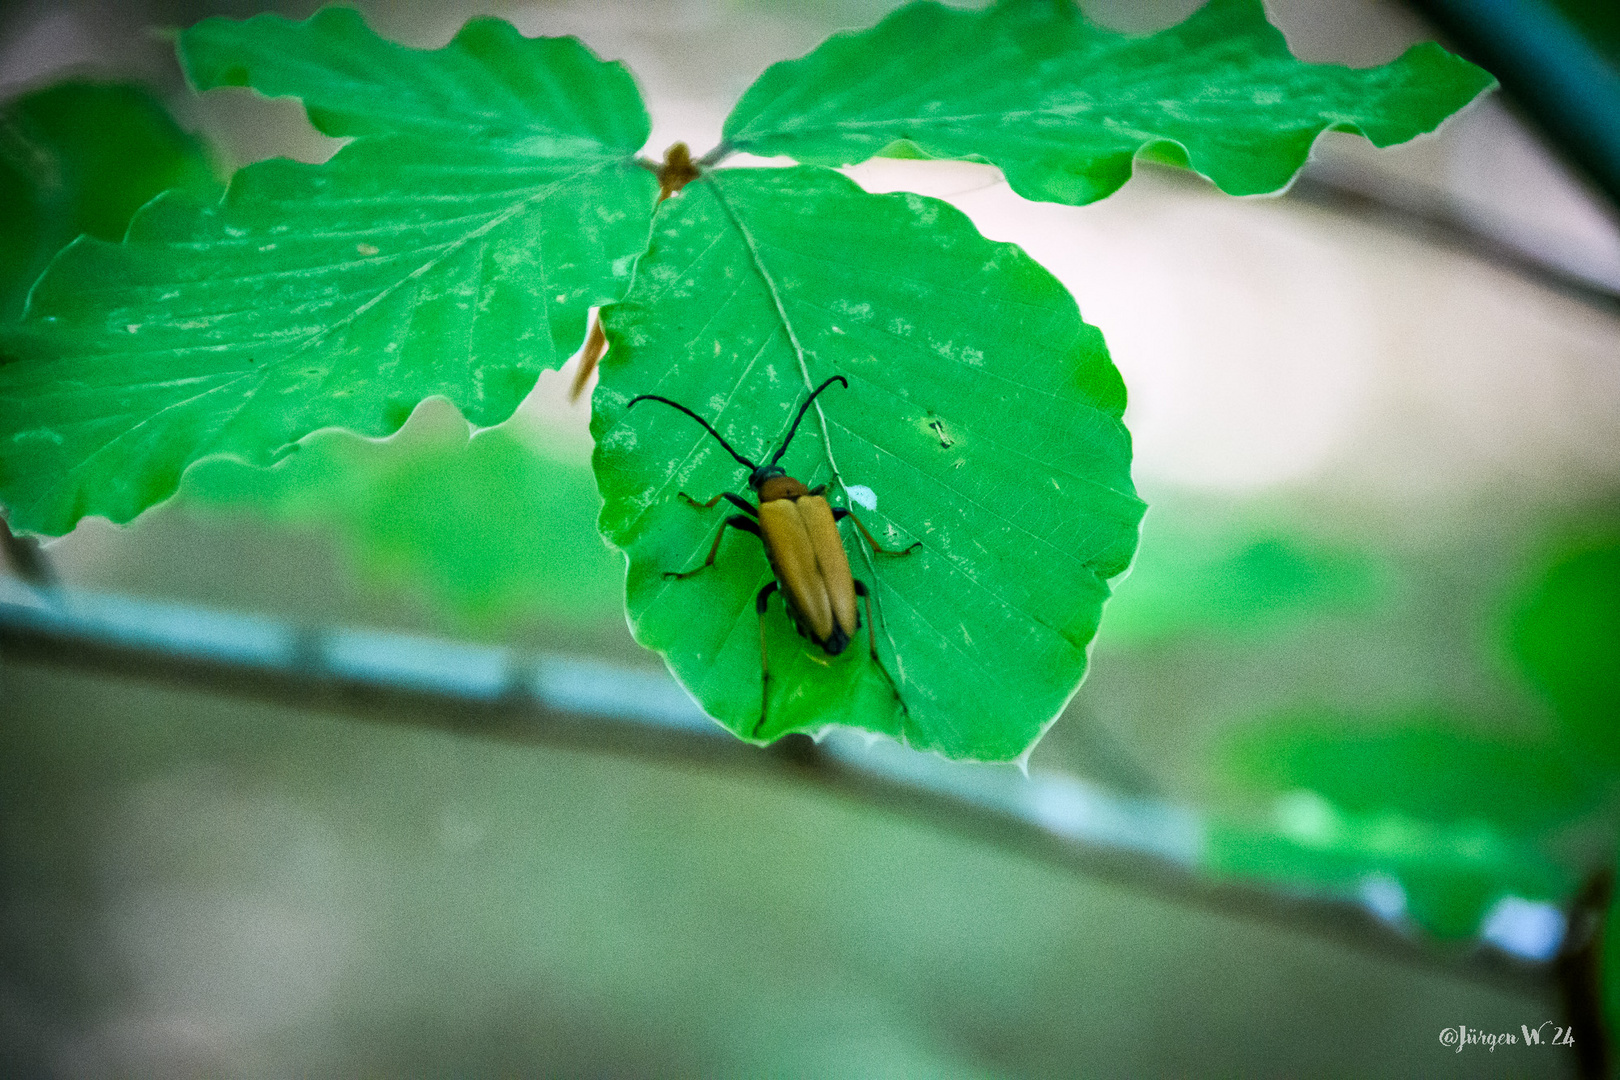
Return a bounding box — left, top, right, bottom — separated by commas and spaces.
755, 474, 810, 502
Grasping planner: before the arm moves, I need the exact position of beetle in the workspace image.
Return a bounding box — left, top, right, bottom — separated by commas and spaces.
627, 375, 919, 735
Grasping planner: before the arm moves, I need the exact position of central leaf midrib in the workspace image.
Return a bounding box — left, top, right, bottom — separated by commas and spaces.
702, 173, 1124, 651
705, 169, 911, 670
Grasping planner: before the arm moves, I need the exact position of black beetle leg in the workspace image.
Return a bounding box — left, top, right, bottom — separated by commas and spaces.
854, 579, 909, 716
835, 508, 921, 556
678, 491, 759, 517
753, 581, 779, 737
666, 515, 760, 579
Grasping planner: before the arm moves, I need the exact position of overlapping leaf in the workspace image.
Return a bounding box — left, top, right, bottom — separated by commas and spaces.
0, 10, 656, 534
592, 167, 1143, 759
0, 82, 216, 321
723, 0, 1496, 205
181, 8, 650, 148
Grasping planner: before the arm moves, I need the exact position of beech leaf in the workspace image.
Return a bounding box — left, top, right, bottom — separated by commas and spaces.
0, 10, 656, 534
723, 0, 1496, 205
591, 167, 1142, 760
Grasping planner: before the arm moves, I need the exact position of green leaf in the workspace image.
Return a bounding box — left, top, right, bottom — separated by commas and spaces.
591, 166, 1142, 759
0, 10, 657, 535
0, 81, 215, 320
723, 0, 1496, 206
181, 7, 651, 149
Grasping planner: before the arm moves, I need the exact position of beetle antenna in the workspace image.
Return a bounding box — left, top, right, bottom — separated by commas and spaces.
627, 394, 759, 471
769, 375, 848, 467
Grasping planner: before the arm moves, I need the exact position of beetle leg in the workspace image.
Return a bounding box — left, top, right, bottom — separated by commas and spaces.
854, 579, 909, 716
834, 508, 921, 556
753, 581, 779, 737
666, 515, 761, 579
677, 491, 759, 517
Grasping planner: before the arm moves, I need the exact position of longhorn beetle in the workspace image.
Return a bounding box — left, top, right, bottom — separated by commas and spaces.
628, 375, 919, 736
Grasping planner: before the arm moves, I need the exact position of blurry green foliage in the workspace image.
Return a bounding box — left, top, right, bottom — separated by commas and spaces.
1210, 712, 1592, 937
1190, 505, 1620, 938
0, 81, 215, 320
1207, 801, 1570, 939
184, 410, 622, 630
1099, 505, 1385, 645
1, 660, 1548, 1077
1511, 528, 1620, 764
1220, 713, 1600, 833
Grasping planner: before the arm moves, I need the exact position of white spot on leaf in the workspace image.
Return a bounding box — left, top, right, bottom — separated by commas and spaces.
845, 484, 878, 510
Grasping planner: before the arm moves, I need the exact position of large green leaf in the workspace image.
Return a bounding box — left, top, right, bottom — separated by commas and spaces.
0, 10, 657, 535
181, 7, 650, 148
0, 82, 216, 321
591, 166, 1142, 759
722, 0, 1496, 206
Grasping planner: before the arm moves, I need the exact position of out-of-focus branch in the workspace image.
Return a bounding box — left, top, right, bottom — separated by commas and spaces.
1555, 869, 1614, 1079
1286, 166, 1620, 312
0, 579, 1568, 1005
1404, 0, 1620, 209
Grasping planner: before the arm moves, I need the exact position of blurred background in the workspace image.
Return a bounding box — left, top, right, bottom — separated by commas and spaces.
2, 0, 1618, 1075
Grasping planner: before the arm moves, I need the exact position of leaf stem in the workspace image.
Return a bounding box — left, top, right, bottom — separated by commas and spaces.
696, 141, 734, 168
